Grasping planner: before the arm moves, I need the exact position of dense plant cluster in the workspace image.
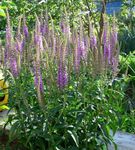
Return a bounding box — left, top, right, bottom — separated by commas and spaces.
0, 8, 122, 149
0, 0, 135, 149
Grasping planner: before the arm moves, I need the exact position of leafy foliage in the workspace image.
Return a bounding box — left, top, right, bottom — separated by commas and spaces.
118, 0, 135, 53
6, 70, 120, 149
116, 51, 135, 133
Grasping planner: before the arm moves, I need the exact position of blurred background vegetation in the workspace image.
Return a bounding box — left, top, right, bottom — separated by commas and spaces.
1, 0, 135, 54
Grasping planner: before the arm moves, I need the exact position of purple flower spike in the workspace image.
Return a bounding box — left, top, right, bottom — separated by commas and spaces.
57, 63, 68, 89
23, 24, 29, 38
110, 20, 119, 75
23, 15, 29, 38
110, 22, 118, 54
4, 48, 8, 65
5, 10, 12, 66
40, 24, 48, 36
39, 35, 43, 51
90, 35, 97, 49
10, 58, 18, 77
104, 43, 111, 64
79, 40, 86, 59
15, 39, 24, 53
34, 33, 43, 51
103, 21, 111, 63
33, 61, 44, 93
74, 37, 86, 71
90, 24, 97, 49
35, 16, 44, 51
21, 39, 25, 51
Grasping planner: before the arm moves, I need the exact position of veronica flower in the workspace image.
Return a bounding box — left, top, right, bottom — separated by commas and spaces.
110, 21, 118, 55
103, 21, 111, 64
39, 35, 44, 51
80, 40, 85, 57
110, 19, 119, 75
34, 61, 44, 93
57, 41, 68, 89
6, 26, 11, 49
23, 16, 29, 38
15, 38, 24, 53
57, 63, 68, 89
40, 24, 45, 36
33, 60, 44, 107
5, 10, 18, 77
90, 34, 97, 49
72, 30, 80, 71
10, 58, 18, 77
34, 17, 44, 106
34, 34, 43, 51
35, 16, 44, 51
40, 23, 49, 36
79, 38, 87, 60
89, 23, 97, 49
5, 10, 12, 65
23, 25, 28, 38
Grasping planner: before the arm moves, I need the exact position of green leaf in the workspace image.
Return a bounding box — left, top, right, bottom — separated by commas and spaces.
2, 1, 16, 7
67, 130, 79, 147
56, 146, 65, 150
9, 121, 20, 142
0, 105, 9, 110
0, 8, 6, 17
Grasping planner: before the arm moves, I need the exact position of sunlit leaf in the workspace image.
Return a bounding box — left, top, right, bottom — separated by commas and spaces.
67, 130, 79, 147
0, 8, 6, 17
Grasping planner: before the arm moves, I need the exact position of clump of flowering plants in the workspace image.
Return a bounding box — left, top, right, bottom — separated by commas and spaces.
0, 10, 122, 149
